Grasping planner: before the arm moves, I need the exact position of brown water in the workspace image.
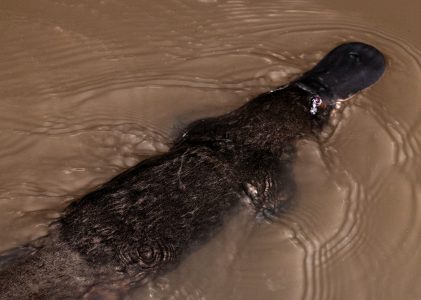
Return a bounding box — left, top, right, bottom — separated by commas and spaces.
1, 0, 421, 299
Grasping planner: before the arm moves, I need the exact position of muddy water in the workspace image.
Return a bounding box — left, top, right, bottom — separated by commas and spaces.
0, 0, 420, 299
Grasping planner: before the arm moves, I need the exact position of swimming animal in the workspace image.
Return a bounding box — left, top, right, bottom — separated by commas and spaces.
0, 42, 385, 299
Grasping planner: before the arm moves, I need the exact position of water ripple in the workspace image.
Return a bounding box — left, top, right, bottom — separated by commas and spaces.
0, 0, 420, 299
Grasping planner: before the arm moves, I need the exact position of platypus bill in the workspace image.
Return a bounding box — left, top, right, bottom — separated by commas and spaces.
0, 42, 385, 299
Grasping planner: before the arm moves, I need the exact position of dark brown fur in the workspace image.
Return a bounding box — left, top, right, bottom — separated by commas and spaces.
0, 85, 330, 299
1, 41, 387, 299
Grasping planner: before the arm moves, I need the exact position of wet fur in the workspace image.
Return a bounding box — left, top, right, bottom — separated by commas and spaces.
0, 85, 331, 299
0, 41, 387, 299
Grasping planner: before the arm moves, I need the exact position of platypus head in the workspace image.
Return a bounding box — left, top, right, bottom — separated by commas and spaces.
294, 42, 386, 105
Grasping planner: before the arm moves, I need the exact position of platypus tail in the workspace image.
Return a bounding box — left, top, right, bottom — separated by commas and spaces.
295, 42, 386, 102
0, 243, 91, 299
0, 245, 37, 270
0, 235, 133, 299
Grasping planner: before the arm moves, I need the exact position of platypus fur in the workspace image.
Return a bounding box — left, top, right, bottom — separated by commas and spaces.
0, 42, 385, 299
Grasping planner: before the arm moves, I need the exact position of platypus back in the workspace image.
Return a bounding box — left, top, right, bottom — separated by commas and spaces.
0, 42, 385, 299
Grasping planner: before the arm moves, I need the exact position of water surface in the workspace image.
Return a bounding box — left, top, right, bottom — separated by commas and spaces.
0, 0, 420, 299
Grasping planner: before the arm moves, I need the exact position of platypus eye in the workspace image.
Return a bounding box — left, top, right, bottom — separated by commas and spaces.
310, 95, 323, 115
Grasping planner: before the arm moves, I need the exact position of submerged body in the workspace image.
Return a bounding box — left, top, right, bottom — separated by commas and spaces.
0, 43, 385, 299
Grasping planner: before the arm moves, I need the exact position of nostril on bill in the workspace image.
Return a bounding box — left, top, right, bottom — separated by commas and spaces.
348, 51, 361, 62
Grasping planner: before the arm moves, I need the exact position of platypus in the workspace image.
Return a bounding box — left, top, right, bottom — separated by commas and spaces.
0, 42, 385, 299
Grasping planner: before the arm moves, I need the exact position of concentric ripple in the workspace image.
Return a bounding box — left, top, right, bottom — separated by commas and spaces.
0, 0, 420, 299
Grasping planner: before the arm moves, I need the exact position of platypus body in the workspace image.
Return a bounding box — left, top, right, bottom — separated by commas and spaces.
0, 43, 385, 299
